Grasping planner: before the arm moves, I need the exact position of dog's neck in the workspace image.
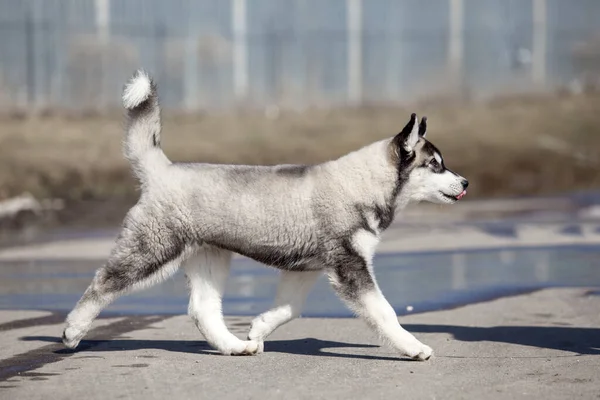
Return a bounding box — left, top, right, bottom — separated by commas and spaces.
321, 139, 409, 230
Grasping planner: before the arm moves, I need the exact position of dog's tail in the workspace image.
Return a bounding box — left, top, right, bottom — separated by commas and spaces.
122, 69, 170, 183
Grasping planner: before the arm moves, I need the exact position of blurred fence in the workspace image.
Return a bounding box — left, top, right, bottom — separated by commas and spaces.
1, 0, 600, 112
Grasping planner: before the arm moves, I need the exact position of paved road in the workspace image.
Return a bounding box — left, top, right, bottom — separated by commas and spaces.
1, 288, 599, 400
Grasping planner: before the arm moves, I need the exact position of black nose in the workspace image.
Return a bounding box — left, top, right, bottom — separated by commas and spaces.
461, 179, 469, 189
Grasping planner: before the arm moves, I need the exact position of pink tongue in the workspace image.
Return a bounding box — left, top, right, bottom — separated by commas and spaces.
456, 190, 467, 200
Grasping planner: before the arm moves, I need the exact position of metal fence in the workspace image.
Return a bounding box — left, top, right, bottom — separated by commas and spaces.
1, 0, 600, 111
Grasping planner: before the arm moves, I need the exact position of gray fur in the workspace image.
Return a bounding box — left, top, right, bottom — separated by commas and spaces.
62, 72, 468, 360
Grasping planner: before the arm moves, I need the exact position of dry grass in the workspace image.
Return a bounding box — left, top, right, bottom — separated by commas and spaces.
1, 92, 600, 204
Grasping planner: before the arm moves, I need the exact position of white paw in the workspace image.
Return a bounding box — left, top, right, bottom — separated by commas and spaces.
255, 340, 265, 354
62, 326, 86, 349
229, 340, 261, 356
247, 320, 267, 340
247, 325, 267, 349
410, 344, 433, 361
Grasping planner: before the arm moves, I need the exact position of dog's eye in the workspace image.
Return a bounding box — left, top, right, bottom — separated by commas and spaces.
429, 159, 439, 169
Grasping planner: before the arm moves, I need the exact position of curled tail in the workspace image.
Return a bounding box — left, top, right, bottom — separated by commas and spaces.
122, 70, 170, 183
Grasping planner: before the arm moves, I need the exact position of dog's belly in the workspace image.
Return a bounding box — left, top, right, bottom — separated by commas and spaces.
200, 223, 323, 270
217, 239, 322, 270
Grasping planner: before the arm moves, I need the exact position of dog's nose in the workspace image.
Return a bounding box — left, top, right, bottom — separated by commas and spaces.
461, 179, 469, 189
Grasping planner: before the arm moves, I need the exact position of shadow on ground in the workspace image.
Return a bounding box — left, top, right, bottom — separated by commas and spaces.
4, 323, 600, 381
21, 336, 401, 361
405, 324, 600, 356
21, 324, 600, 361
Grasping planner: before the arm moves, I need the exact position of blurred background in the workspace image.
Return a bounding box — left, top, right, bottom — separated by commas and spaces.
3, 0, 600, 109
0, 0, 600, 317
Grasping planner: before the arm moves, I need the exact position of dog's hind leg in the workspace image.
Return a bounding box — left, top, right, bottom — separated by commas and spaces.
247, 270, 320, 352
62, 221, 192, 349
184, 248, 260, 356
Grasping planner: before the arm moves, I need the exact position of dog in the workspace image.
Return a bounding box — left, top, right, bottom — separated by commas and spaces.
62, 70, 468, 361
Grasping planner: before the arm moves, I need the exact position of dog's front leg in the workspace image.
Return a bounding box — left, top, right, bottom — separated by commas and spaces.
328, 256, 433, 361
248, 270, 321, 352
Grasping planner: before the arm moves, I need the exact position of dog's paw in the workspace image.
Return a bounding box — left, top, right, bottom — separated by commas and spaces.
229, 340, 261, 356
246, 333, 265, 354
410, 344, 433, 361
62, 326, 86, 349
255, 340, 265, 354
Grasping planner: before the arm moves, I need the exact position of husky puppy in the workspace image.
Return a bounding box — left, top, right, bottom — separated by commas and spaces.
62, 70, 468, 361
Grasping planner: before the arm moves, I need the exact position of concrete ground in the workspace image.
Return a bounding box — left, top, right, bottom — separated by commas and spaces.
1, 288, 599, 400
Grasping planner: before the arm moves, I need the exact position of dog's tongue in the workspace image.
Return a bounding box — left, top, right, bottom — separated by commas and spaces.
456, 190, 467, 200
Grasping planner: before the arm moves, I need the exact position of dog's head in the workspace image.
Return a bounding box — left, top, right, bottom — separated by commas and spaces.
390, 113, 468, 205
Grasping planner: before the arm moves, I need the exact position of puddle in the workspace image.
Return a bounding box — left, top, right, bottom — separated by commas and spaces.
0, 245, 599, 317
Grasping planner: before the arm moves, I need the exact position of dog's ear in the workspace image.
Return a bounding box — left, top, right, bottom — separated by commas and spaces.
394, 113, 420, 153
418, 116, 427, 138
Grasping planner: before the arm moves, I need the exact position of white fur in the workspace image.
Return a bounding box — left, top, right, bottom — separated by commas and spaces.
360, 290, 433, 360
404, 168, 465, 204
405, 116, 420, 151
352, 229, 380, 262
184, 248, 260, 355
347, 229, 432, 360
122, 71, 152, 109
248, 270, 321, 351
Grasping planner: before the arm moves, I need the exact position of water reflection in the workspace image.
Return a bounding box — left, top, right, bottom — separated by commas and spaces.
0, 245, 599, 317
